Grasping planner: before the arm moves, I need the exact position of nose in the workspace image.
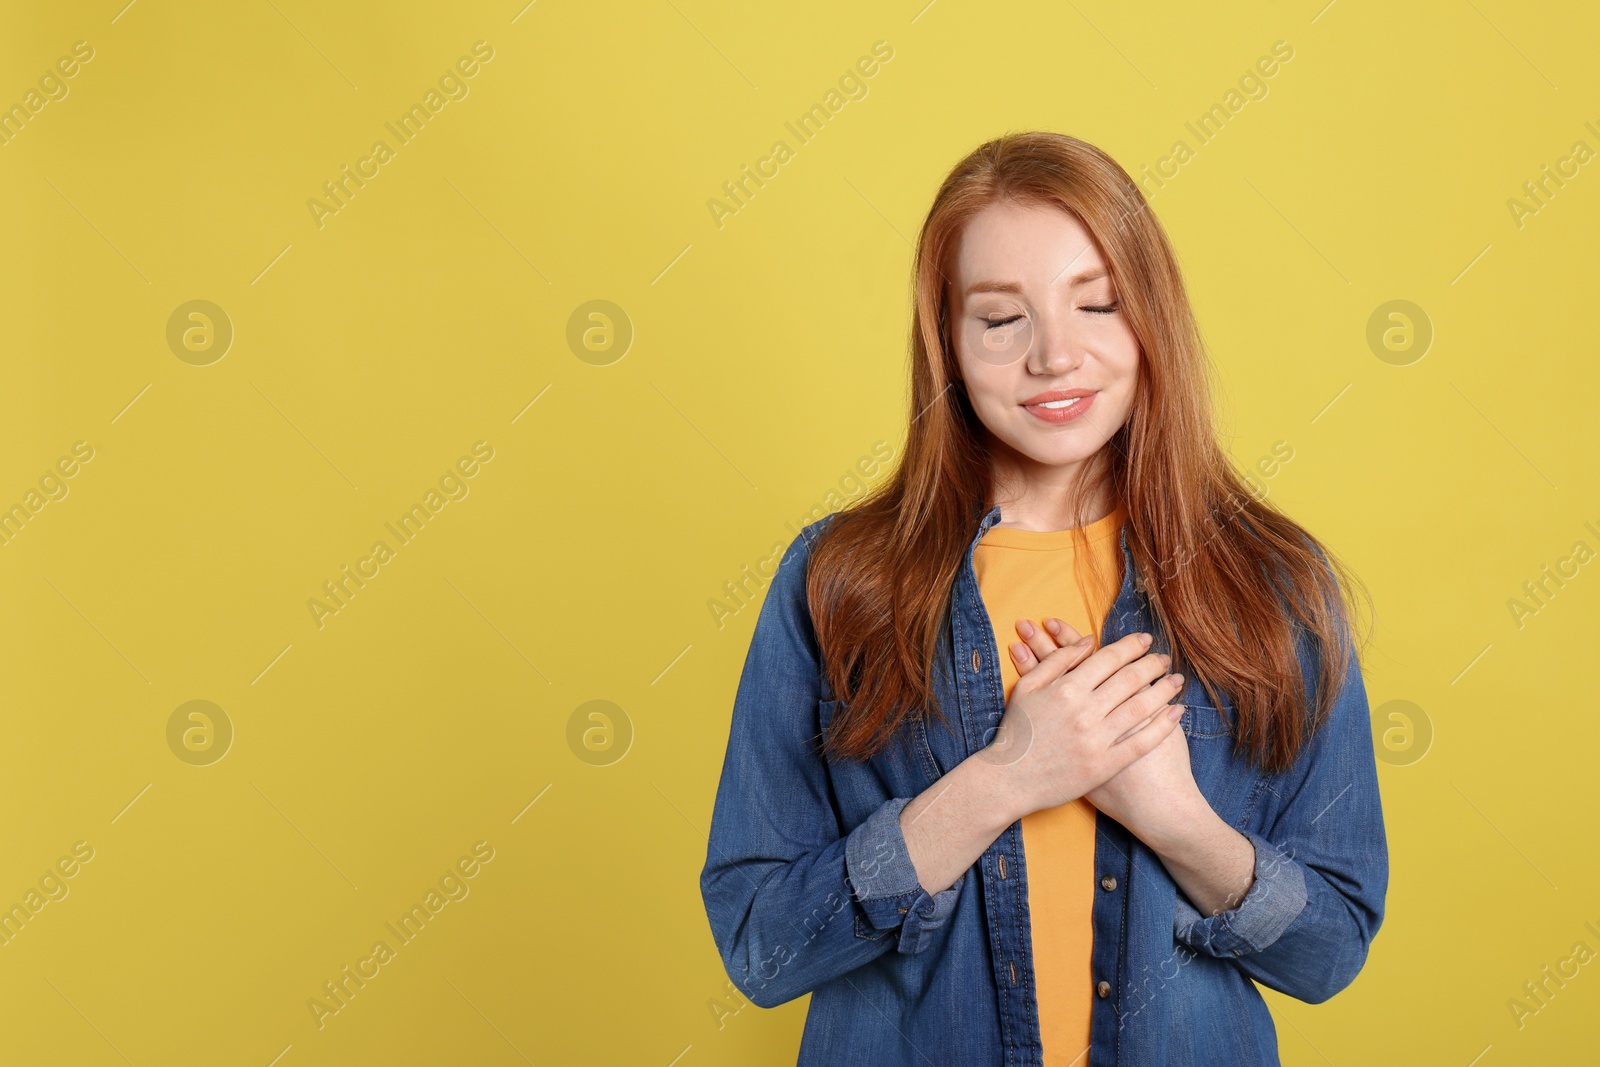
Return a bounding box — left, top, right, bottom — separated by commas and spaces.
1025, 314, 1085, 375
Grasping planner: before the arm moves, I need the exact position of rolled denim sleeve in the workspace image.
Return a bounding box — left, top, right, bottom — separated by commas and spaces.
846, 797, 962, 954
701, 520, 956, 1009
1172, 828, 1308, 956
1172, 601, 1388, 1004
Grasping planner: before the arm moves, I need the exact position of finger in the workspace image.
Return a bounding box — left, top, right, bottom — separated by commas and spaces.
1006, 637, 1045, 675
1042, 617, 1085, 647
1093, 651, 1177, 713
1110, 702, 1181, 766
1108, 699, 1182, 746
1013, 617, 1065, 667
1104, 671, 1185, 740
1107, 702, 1161, 746
1055, 631, 1159, 692
1018, 630, 1099, 688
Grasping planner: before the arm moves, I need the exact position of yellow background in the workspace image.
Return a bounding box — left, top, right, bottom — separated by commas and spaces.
2, 0, 1597, 1063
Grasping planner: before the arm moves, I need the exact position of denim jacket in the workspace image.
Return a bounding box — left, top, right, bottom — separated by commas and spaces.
700, 505, 1388, 1066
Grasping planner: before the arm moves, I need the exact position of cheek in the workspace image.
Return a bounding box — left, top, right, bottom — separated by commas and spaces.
1104, 339, 1142, 391
958, 358, 1014, 406
1085, 345, 1140, 425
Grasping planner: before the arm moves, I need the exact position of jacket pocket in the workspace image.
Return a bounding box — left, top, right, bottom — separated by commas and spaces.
1182, 702, 1234, 739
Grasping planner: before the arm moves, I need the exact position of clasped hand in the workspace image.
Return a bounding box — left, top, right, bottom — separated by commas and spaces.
978, 617, 1202, 844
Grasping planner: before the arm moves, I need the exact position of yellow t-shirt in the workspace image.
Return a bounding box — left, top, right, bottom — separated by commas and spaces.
972, 502, 1127, 1066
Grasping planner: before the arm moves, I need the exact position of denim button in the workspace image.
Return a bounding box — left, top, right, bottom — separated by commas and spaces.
1096, 980, 1111, 998
1100, 875, 1117, 891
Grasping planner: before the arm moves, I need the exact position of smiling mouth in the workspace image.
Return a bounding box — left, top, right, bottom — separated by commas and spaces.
1021, 391, 1096, 423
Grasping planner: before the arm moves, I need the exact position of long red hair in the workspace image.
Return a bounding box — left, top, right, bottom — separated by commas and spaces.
807, 131, 1372, 775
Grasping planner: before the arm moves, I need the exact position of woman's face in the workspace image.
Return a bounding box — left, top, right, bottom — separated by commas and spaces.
950, 199, 1141, 477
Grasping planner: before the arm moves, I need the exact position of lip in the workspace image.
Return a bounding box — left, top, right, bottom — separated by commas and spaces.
1021, 388, 1096, 424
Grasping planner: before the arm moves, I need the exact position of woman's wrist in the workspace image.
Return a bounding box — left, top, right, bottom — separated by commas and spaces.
1128, 786, 1213, 854
1137, 792, 1257, 916
898, 750, 1028, 897
958, 749, 1036, 828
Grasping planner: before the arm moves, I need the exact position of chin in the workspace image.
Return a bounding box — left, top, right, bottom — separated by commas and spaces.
1010, 440, 1098, 467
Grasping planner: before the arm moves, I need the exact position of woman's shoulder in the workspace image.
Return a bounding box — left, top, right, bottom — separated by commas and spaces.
753, 512, 843, 624
778, 510, 847, 575
741, 513, 851, 672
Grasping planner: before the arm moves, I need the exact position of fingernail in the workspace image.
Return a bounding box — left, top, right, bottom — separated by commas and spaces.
1171, 673, 1184, 686
1139, 632, 1153, 646
1075, 636, 1094, 647
1017, 619, 1035, 638
1168, 706, 1183, 721
1044, 618, 1061, 634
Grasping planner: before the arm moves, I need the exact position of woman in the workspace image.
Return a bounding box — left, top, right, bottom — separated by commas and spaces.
699, 131, 1387, 1066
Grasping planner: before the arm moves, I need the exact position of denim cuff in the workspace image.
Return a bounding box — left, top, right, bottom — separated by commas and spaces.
1174, 829, 1309, 957
845, 796, 961, 954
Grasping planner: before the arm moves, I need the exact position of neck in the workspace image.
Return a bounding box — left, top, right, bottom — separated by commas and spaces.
986, 452, 1115, 533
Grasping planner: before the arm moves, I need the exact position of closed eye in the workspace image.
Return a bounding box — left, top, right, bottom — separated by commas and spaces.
981, 304, 1116, 328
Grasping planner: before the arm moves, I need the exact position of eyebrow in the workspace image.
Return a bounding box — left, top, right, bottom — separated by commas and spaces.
964, 269, 1108, 297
